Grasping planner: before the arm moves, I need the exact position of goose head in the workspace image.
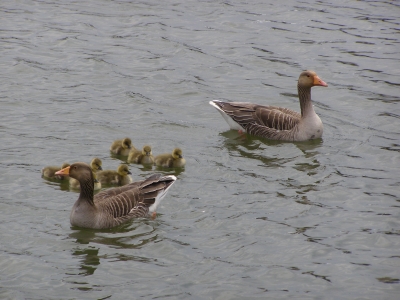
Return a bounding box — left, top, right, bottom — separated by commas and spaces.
172, 148, 183, 159
117, 164, 132, 176
298, 70, 328, 88
56, 162, 94, 183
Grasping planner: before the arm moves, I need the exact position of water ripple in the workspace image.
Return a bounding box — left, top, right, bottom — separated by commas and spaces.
0, 0, 399, 299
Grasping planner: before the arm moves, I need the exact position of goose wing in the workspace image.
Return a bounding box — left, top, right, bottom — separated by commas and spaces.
215, 101, 300, 131
94, 174, 176, 225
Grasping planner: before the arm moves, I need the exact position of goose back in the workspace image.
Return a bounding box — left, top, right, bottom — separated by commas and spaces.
89, 174, 176, 228
213, 102, 301, 132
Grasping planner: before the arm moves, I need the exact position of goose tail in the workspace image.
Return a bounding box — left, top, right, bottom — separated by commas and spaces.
146, 174, 177, 213
209, 100, 245, 131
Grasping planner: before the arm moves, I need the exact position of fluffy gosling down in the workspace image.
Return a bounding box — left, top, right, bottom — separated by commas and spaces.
42, 163, 70, 180
70, 158, 103, 191
128, 145, 155, 165
55, 162, 177, 229
110, 137, 133, 156
155, 148, 186, 168
97, 164, 133, 186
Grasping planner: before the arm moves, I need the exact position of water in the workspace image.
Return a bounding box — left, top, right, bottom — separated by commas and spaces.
1, 0, 399, 299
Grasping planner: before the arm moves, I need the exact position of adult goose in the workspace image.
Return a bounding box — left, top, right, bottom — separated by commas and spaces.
209, 70, 328, 141
110, 137, 133, 156
55, 162, 176, 229
127, 145, 155, 165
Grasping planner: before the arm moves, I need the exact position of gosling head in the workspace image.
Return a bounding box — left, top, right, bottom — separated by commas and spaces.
142, 145, 152, 156
122, 138, 132, 149
172, 148, 183, 159
117, 164, 132, 176
90, 157, 103, 172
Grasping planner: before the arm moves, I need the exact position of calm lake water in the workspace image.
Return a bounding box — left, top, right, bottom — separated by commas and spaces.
1, 0, 399, 299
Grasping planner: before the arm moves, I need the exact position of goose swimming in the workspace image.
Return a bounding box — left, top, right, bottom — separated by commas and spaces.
209, 70, 328, 141
55, 162, 176, 229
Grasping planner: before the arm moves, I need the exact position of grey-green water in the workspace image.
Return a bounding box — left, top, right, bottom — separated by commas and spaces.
1, 0, 399, 299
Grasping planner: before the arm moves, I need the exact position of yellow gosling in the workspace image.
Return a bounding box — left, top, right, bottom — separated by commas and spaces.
110, 137, 133, 156
128, 145, 154, 165
154, 148, 186, 168
96, 164, 133, 186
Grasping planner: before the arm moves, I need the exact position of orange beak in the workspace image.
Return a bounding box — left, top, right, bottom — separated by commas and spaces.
55, 166, 70, 176
313, 75, 328, 87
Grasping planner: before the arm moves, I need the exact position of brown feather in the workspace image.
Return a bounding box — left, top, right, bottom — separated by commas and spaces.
210, 70, 327, 141
56, 163, 176, 229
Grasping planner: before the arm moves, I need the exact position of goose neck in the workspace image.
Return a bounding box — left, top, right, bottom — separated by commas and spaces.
298, 84, 314, 118
78, 177, 95, 206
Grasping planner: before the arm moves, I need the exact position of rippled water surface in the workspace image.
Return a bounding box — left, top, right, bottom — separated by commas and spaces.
1, 0, 399, 299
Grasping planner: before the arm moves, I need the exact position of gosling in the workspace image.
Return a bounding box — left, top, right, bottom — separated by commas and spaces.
96, 164, 133, 186
154, 148, 186, 168
127, 145, 154, 165
110, 137, 133, 156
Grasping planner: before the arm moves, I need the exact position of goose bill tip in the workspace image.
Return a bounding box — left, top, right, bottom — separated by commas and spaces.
314, 76, 328, 87
55, 166, 70, 176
